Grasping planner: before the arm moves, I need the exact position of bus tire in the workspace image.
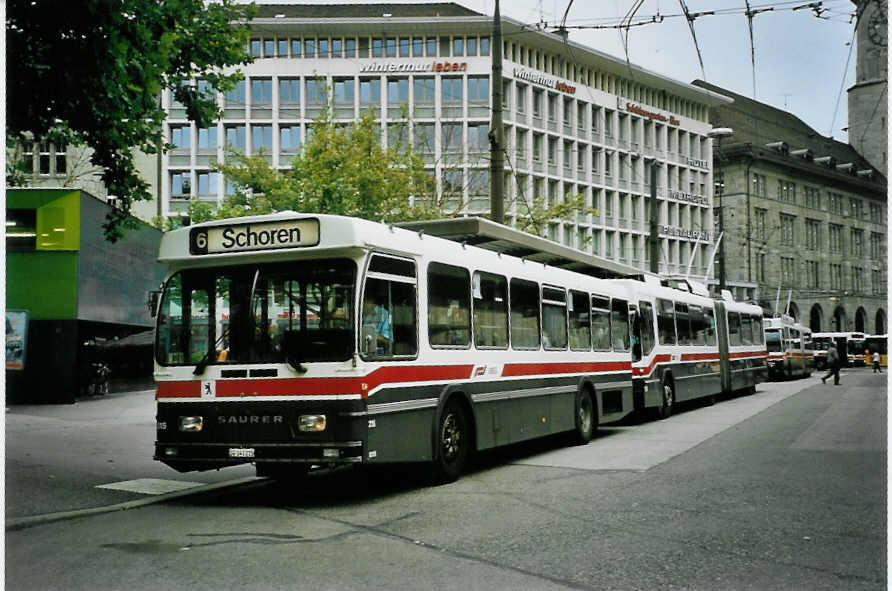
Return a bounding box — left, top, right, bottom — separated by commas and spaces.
430, 399, 471, 484
657, 378, 675, 420
256, 462, 309, 482
569, 388, 597, 445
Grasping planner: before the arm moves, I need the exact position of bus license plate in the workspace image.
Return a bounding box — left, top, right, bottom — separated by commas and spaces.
229, 447, 255, 458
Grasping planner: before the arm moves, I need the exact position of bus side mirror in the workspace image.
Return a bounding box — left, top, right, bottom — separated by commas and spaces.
147, 291, 160, 318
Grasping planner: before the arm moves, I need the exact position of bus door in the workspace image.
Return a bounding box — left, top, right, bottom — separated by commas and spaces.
713, 301, 732, 394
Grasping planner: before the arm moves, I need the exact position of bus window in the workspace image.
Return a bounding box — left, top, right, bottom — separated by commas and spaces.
472, 271, 508, 349
189, 288, 211, 363
362, 255, 416, 358
611, 298, 630, 351
428, 263, 471, 348
675, 302, 692, 345
753, 316, 764, 344
740, 315, 753, 346
728, 312, 742, 346
591, 295, 611, 351
638, 300, 656, 356
510, 278, 540, 349
542, 287, 568, 350
689, 305, 707, 345
657, 298, 676, 345
705, 307, 716, 346
765, 329, 782, 352
568, 290, 591, 351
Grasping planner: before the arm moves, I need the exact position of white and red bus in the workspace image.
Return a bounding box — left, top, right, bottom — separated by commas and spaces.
618, 278, 767, 418
152, 212, 766, 482
763, 316, 814, 379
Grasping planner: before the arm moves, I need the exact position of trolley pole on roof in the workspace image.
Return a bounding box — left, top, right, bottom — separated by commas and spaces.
489, 0, 505, 224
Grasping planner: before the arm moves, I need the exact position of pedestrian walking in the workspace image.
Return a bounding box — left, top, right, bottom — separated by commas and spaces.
872, 351, 882, 373
821, 344, 841, 385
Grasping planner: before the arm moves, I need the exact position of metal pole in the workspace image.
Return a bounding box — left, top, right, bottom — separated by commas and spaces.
489, 0, 505, 224
648, 160, 659, 274
717, 173, 726, 292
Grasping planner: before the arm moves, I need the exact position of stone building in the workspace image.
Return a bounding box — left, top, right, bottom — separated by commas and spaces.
694, 81, 887, 334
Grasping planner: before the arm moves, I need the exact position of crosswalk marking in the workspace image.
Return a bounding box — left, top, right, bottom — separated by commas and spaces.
96, 478, 204, 495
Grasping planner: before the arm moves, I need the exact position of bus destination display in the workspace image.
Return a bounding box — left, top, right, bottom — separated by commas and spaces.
190, 219, 319, 255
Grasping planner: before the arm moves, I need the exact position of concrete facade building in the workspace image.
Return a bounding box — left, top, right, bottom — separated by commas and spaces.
155, 3, 730, 277
695, 80, 887, 334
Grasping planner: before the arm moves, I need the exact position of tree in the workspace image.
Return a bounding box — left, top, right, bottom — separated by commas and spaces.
205, 105, 447, 224
6, 0, 256, 241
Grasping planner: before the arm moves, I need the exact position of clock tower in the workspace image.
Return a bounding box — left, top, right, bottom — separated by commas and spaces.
848, 0, 888, 175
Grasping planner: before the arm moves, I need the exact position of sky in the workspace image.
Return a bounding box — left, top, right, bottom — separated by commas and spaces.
265, 0, 862, 143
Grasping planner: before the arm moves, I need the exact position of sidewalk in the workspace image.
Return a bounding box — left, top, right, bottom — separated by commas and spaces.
6, 386, 255, 521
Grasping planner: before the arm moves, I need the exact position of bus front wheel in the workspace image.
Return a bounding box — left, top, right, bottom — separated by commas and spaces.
430, 399, 470, 484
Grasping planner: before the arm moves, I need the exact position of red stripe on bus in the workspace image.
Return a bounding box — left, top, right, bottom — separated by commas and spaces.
501, 361, 631, 377
156, 381, 202, 399
171, 364, 477, 399
632, 354, 672, 377
680, 352, 720, 362
729, 351, 767, 359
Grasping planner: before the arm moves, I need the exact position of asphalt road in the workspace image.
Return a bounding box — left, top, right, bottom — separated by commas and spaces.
5, 370, 886, 590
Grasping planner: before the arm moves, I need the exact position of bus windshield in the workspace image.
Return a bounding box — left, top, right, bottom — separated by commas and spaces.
156, 259, 355, 367
765, 329, 783, 352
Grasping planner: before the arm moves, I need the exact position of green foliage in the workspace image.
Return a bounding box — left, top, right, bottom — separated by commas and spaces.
214, 104, 447, 223
514, 192, 598, 241
6, 0, 257, 242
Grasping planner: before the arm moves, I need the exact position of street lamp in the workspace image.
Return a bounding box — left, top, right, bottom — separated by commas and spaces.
708, 127, 733, 293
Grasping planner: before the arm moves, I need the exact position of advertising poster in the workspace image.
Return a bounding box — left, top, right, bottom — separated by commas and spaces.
6, 310, 28, 370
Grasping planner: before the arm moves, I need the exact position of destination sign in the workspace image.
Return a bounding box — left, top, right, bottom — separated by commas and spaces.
190, 219, 320, 255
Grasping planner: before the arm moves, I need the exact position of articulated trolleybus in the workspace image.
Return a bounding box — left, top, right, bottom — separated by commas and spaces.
763, 316, 814, 379
153, 212, 766, 482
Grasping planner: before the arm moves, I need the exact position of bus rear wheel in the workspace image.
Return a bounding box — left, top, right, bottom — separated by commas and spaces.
569, 389, 596, 445
657, 379, 675, 420
430, 399, 471, 484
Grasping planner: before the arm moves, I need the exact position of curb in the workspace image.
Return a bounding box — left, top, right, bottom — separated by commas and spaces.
6, 476, 265, 532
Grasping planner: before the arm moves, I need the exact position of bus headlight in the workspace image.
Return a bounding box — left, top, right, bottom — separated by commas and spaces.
298, 414, 327, 432
179, 416, 203, 432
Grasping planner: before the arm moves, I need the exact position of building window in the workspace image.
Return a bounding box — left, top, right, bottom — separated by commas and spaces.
468, 123, 489, 153
414, 77, 435, 104
873, 270, 885, 295
851, 228, 865, 257
198, 127, 217, 151
333, 78, 355, 104
851, 266, 864, 292
250, 38, 261, 58
777, 180, 796, 204
828, 192, 844, 215
756, 252, 766, 282
360, 79, 381, 105
317, 38, 329, 58
279, 78, 300, 105
280, 125, 301, 153
780, 214, 795, 246
387, 78, 409, 106
225, 125, 246, 150
331, 38, 342, 58
441, 123, 462, 153
804, 186, 820, 209
871, 232, 884, 259
829, 263, 843, 289
781, 257, 796, 286
426, 37, 437, 57
345, 38, 356, 58
197, 172, 218, 197
170, 126, 191, 151
829, 224, 843, 254
805, 219, 821, 251
170, 171, 191, 199
385, 37, 397, 58
442, 77, 462, 103
467, 76, 489, 102
251, 78, 272, 105
753, 208, 766, 241
413, 123, 435, 153
806, 260, 819, 288
480, 37, 490, 55
251, 125, 273, 152
305, 79, 327, 105
412, 37, 424, 57
850, 198, 863, 220
752, 173, 767, 197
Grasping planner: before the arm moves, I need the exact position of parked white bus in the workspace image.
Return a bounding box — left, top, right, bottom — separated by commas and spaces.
152, 212, 767, 483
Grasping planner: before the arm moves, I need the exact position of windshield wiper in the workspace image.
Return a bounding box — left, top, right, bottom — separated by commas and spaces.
193, 324, 231, 376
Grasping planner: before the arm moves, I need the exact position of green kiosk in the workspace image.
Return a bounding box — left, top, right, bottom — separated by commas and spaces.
6, 189, 166, 403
